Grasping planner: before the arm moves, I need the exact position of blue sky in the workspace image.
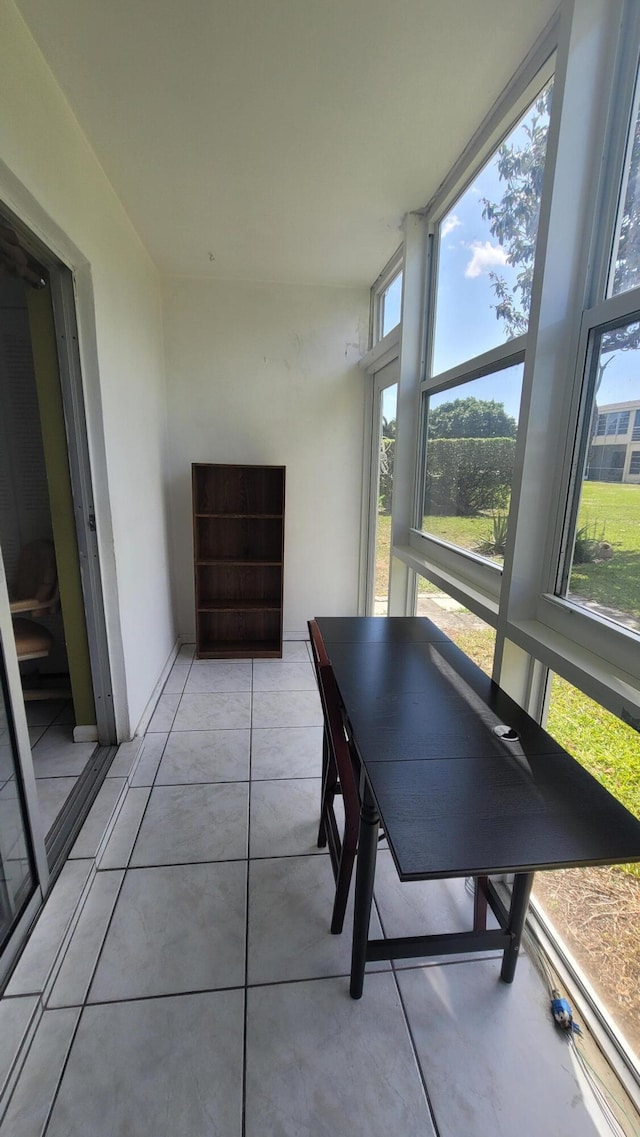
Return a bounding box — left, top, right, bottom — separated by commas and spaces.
383, 89, 638, 424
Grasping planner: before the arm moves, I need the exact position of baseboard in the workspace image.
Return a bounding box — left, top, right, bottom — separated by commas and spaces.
132, 637, 181, 737
73, 725, 98, 742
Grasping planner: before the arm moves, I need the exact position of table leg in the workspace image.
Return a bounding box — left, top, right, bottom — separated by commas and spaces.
500, 872, 534, 983
350, 779, 379, 999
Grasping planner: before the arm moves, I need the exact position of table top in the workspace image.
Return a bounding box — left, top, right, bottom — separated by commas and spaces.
316, 616, 640, 882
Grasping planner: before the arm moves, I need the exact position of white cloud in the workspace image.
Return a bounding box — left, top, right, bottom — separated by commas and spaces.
464, 240, 508, 279
441, 214, 462, 238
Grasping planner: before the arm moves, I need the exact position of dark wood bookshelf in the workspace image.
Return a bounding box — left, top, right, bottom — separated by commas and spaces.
192, 464, 285, 658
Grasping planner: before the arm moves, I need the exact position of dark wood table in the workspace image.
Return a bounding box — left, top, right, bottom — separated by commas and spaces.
316, 616, 640, 998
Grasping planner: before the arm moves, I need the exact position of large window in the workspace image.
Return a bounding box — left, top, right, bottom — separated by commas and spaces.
558, 64, 640, 637
417, 77, 552, 575
365, 0, 640, 1088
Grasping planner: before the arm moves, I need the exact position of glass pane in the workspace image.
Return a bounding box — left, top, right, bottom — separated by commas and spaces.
414, 584, 496, 676
611, 77, 640, 296
564, 321, 640, 634
421, 365, 523, 560
432, 81, 552, 376
0, 638, 35, 950
373, 385, 397, 615
381, 272, 402, 338
533, 675, 640, 1060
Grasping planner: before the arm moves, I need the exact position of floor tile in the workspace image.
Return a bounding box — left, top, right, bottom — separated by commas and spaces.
53, 702, 76, 726
0, 995, 39, 1100
48, 870, 125, 1008
0, 1008, 80, 1137
252, 690, 322, 728
155, 729, 250, 784
373, 850, 501, 967
184, 661, 252, 693
130, 782, 248, 865
105, 737, 143, 778
45, 991, 244, 1137
69, 778, 126, 860
177, 643, 196, 660
28, 724, 46, 746
146, 692, 180, 732
252, 661, 317, 691
25, 701, 68, 727
173, 692, 251, 731
32, 724, 94, 760
5, 860, 93, 996
88, 861, 247, 1001
34, 777, 78, 835
129, 732, 167, 787
279, 641, 312, 661
248, 855, 388, 985
251, 726, 323, 780
97, 786, 151, 869
245, 974, 436, 1137
32, 729, 96, 779
162, 662, 191, 694
250, 778, 323, 858
396, 957, 606, 1137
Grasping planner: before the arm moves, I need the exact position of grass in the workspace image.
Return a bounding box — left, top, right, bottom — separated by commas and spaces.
570, 482, 640, 620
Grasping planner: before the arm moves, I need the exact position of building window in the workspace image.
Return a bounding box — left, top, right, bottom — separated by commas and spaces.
630, 449, 640, 474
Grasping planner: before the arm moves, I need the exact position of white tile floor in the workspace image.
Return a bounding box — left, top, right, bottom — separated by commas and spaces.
0, 639, 631, 1135
25, 700, 95, 837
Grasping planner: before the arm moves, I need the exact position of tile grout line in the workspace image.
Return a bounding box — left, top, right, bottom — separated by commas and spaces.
374, 895, 443, 1137
241, 661, 255, 1137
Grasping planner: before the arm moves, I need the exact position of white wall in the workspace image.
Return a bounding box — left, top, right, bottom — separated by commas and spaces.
0, 1, 175, 738
162, 278, 369, 634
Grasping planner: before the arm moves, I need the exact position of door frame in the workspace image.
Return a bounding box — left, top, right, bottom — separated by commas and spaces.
0, 201, 116, 745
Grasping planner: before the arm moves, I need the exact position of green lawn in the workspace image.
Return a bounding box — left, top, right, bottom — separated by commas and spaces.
570, 482, 640, 620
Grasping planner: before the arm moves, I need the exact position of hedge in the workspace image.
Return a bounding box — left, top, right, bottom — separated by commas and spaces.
424, 436, 516, 516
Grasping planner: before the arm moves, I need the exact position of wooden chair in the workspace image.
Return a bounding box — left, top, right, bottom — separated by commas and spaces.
10, 539, 57, 665
308, 619, 361, 934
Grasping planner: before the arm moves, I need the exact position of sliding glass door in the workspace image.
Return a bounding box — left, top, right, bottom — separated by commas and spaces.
0, 553, 46, 976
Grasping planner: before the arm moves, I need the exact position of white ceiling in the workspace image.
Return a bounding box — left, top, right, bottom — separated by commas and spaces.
15, 0, 558, 287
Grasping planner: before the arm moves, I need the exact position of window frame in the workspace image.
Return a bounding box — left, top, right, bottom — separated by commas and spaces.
409, 50, 555, 617
370, 246, 404, 347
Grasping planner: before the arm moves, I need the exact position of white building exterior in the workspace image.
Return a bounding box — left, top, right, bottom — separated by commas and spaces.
589, 400, 640, 483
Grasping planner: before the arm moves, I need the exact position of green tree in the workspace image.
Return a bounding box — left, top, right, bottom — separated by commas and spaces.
379, 417, 396, 514
482, 78, 640, 366
481, 82, 553, 337
428, 397, 517, 440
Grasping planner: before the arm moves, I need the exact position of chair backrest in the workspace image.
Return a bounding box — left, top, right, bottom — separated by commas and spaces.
10, 539, 58, 616
308, 620, 361, 829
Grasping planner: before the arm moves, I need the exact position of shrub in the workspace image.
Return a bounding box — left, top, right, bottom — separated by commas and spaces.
475, 512, 509, 556
573, 520, 608, 564
424, 437, 516, 516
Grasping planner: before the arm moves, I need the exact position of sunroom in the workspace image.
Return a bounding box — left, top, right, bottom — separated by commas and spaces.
0, 0, 639, 1133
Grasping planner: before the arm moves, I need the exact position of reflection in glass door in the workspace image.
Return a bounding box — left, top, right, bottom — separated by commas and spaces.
0, 632, 36, 952
367, 363, 398, 616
